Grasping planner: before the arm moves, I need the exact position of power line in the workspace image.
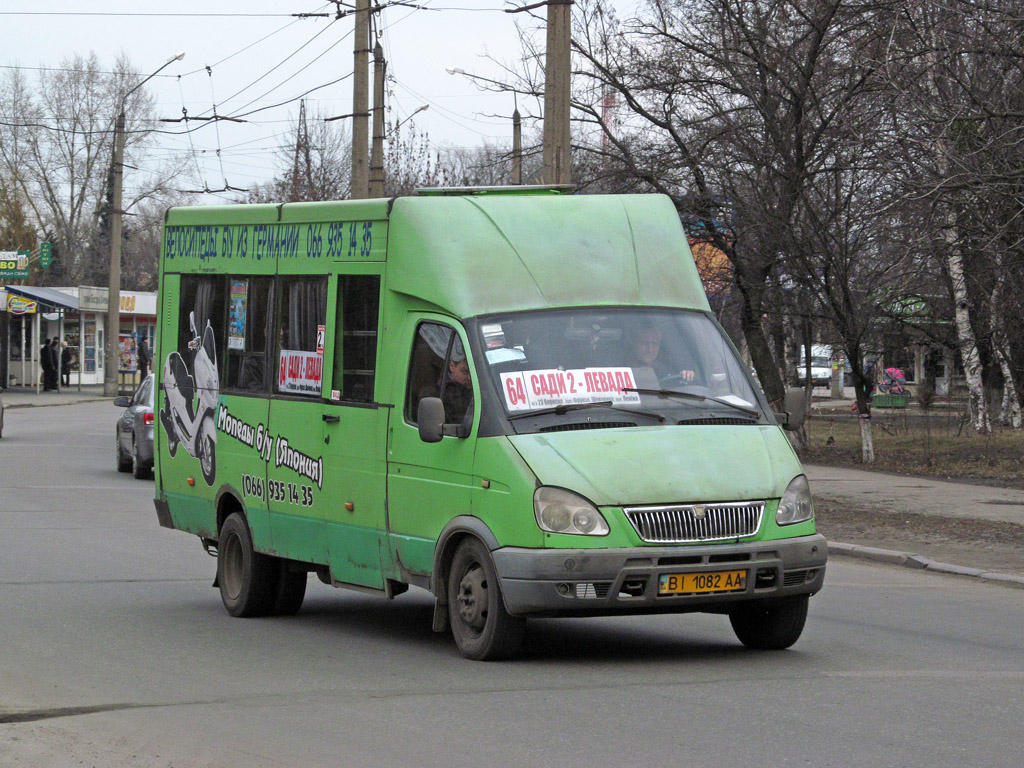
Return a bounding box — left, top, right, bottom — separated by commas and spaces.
178, 4, 333, 77
209, 19, 342, 116
0, 11, 321, 17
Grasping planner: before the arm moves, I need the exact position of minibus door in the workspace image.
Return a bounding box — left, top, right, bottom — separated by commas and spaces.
319, 273, 387, 590
386, 318, 478, 582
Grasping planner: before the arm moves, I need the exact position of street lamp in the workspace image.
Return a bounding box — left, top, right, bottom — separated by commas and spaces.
105, 52, 184, 397
447, 69, 523, 184
391, 104, 429, 134
446, 67, 506, 89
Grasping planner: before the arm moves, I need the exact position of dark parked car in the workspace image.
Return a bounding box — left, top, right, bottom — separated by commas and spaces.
115, 374, 154, 479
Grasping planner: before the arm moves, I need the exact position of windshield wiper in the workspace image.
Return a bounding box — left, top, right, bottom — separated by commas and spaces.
621, 388, 761, 419
507, 400, 665, 422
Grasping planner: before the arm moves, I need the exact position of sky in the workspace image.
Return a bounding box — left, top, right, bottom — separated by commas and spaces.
2, 0, 641, 201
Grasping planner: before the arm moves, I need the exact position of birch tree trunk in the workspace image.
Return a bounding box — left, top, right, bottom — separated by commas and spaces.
946, 246, 991, 433
859, 413, 875, 464
989, 254, 1022, 428
923, 21, 991, 434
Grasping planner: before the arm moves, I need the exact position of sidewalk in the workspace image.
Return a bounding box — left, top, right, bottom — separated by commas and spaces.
806, 463, 1024, 587
1, 385, 111, 408
805, 464, 1024, 526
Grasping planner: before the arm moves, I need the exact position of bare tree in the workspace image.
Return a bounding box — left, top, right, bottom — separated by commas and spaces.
879, 0, 1024, 432
0, 53, 171, 286
567, 1, 900, 420
245, 104, 353, 203
0, 175, 38, 254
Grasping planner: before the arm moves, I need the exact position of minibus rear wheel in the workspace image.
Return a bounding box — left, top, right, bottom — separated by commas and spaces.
217, 512, 277, 617
447, 538, 524, 660
729, 595, 808, 650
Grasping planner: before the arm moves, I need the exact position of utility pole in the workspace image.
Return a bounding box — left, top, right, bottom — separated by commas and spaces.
104, 111, 126, 397
350, 0, 371, 199
512, 107, 523, 185
105, 52, 184, 397
542, 0, 572, 185
369, 41, 386, 198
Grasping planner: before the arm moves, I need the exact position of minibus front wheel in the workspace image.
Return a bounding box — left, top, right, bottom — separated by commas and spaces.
448, 538, 524, 661
729, 595, 809, 650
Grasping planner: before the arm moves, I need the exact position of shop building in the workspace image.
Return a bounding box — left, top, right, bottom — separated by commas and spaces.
1, 285, 156, 390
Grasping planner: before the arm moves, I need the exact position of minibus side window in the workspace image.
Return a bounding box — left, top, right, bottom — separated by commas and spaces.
405, 322, 474, 427
225, 277, 273, 393
333, 275, 380, 402
178, 275, 226, 363
275, 276, 328, 397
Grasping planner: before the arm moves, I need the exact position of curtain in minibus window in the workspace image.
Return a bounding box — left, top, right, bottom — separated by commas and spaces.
178, 276, 225, 361
225, 277, 272, 392
277, 276, 328, 396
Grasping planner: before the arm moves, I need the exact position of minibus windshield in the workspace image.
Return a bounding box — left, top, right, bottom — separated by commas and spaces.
475, 308, 765, 426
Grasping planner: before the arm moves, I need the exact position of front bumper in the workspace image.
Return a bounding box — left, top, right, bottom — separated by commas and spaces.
492, 534, 826, 617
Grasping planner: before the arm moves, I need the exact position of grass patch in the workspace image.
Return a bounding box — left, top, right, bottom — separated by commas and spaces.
802, 410, 1024, 488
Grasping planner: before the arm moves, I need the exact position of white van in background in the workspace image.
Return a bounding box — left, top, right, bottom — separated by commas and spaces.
795, 344, 832, 387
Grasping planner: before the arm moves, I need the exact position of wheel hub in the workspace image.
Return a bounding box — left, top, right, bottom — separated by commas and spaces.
456, 564, 487, 631
221, 534, 243, 600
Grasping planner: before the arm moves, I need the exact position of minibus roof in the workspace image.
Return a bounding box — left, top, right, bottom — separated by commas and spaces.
387, 191, 710, 318
163, 191, 710, 318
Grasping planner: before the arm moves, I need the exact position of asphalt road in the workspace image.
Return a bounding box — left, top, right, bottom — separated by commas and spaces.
2, 402, 1023, 767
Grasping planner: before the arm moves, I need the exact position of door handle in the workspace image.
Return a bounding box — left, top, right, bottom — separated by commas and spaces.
322, 414, 340, 423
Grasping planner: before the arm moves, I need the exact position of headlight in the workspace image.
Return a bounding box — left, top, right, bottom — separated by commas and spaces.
534, 486, 609, 536
776, 475, 814, 525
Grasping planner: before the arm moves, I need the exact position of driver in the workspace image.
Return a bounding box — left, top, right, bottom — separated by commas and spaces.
629, 324, 695, 385
440, 342, 474, 426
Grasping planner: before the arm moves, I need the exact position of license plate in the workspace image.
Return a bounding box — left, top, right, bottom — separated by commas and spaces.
658, 570, 747, 595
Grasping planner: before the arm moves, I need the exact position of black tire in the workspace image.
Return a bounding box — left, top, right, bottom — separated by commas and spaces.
217, 513, 278, 617
270, 563, 308, 616
447, 538, 524, 660
132, 436, 151, 479
197, 413, 216, 486
729, 595, 809, 650
116, 430, 132, 472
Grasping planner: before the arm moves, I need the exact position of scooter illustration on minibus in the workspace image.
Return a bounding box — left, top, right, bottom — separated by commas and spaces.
160, 310, 219, 486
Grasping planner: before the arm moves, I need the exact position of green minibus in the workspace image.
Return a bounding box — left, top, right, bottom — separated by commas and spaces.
154, 187, 826, 659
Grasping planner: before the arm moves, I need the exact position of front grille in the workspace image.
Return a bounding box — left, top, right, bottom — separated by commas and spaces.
574, 582, 612, 599
624, 501, 765, 543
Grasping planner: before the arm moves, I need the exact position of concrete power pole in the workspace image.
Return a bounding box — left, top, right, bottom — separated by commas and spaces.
512, 107, 523, 185
369, 42, 386, 198
542, 0, 572, 185
350, 0, 371, 199
104, 111, 126, 397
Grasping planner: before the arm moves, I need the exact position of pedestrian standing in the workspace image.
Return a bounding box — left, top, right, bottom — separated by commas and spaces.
137, 335, 151, 380
48, 337, 61, 391
61, 340, 73, 387
40, 338, 55, 390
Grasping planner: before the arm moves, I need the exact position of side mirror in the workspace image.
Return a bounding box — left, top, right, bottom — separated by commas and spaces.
417, 397, 445, 443
777, 387, 807, 431
113, 396, 131, 407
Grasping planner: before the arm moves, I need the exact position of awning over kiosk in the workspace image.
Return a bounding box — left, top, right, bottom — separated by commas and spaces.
4, 285, 79, 312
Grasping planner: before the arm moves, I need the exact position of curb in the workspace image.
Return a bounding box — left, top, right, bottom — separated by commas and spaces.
829, 541, 1024, 588
6, 398, 111, 409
